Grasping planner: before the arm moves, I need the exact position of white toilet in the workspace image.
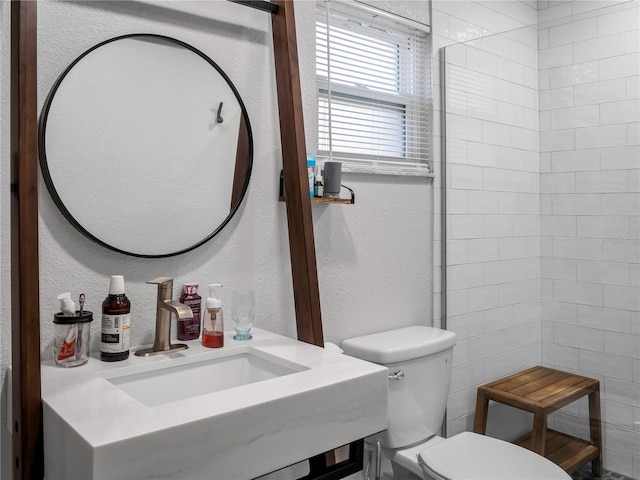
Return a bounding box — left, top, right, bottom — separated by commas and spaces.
342, 326, 571, 480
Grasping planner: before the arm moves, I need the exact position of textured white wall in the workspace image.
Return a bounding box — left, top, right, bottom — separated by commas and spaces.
538, 1, 640, 477
0, 1, 433, 478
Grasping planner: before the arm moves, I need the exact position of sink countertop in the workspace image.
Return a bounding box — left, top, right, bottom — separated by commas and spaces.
41, 328, 388, 479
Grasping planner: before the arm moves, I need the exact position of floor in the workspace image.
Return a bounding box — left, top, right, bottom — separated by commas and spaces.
571, 464, 636, 480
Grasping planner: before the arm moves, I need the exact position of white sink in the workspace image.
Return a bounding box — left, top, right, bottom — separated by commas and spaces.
41, 329, 388, 480
102, 350, 306, 406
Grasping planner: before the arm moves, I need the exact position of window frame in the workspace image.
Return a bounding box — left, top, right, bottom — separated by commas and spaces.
315, 0, 433, 176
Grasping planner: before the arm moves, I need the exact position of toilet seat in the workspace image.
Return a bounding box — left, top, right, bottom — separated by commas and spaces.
417, 432, 571, 480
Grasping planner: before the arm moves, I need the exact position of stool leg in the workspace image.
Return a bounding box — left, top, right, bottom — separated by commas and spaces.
589, 386, 603, 477
531, 410, 547, 456
473, 389, 489, 434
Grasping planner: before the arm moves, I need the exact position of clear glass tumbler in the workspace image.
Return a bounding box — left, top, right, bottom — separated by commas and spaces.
232, 289, 255, 340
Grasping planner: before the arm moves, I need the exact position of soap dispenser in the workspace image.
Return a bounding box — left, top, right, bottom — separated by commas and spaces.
202, 284, 224, 348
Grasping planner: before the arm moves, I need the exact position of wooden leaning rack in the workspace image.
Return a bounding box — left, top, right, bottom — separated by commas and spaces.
10, 1, 360, 479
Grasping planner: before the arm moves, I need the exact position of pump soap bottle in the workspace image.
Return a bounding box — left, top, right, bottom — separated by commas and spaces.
178, 282, 201, 341
202, 284, 224, 348
101, 275, 131, 362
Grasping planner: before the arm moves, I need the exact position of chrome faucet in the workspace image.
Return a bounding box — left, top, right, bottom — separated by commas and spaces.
135, 277, 193, 357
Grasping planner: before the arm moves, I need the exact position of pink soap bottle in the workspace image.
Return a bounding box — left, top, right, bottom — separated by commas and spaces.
178, 283, 201, 341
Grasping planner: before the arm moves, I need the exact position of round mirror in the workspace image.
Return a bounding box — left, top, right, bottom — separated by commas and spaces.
39, 34, 253, 258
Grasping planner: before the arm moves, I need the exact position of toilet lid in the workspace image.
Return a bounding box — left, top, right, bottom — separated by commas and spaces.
418, 432, 571, 480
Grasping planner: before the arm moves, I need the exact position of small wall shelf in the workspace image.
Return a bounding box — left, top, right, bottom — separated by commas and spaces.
279, 196, 354, 205
312, 196, 353, 204
279, 170, 355, 204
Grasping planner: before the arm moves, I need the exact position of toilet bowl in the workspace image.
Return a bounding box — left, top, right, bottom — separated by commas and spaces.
342, 327, 571, 480
415, 431, 570, 480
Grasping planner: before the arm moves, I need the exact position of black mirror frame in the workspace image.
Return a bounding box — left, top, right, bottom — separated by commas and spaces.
38, 33, 254, 258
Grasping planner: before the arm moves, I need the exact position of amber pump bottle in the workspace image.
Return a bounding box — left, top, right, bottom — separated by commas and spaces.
101, 275, 131, 362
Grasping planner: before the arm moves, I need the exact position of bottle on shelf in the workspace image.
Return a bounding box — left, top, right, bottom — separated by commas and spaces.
314, 167, 324, 198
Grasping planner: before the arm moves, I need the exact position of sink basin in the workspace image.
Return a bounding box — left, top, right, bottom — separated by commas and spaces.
41, 328, 388, 480
102, 350, 305, 406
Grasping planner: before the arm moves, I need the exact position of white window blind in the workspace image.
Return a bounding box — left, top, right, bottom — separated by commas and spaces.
316, 0, 432, 176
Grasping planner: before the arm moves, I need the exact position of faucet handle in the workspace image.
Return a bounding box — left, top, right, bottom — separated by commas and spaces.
147, 277, 173, 286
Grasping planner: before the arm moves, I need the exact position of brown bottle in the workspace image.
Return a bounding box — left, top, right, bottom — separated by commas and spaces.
101, 275, 131, 362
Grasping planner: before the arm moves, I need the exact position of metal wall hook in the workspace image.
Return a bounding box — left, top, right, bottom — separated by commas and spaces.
216, 102, 224, 123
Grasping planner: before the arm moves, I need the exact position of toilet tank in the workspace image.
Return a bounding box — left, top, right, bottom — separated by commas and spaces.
342, 326, 456, 449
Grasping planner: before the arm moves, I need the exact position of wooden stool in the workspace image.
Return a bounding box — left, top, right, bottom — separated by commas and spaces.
473, 366, 602, 476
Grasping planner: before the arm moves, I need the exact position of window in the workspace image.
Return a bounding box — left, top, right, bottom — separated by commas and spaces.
316, 0, 432, 175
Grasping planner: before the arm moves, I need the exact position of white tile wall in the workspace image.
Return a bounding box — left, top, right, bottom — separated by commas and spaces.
484, 215, 514, 237
603, 240, 640, 263
577, 260, 630, 285
539, 1, 640, 475
553, 193, 602, 215
436, 0, 541, 441
580, 350, 634, 381
600, 100, 640, 125
603, 193, 640, 216
550, 105, 599, 129
601, 398, 635, 429
541, 172, 576, 192
554, 323, 605, 351
574, 32, 626, 63
549, 16, 598, 46
574, 78, 627, 105
540, 43, 574, 69
542, 299, 578, 322
577, 215, 630, 238
541, 129, 575, 151
604, 285, 640, 311
599, 53, 640, 81
576, 171, 629, 193
540, 86, 575, 109
605, 377, 640, 411
551, 149, 601, 172
549, 61, 599, 88
554, 279, 604, 306
468, 191, 498, 213
541, 215, 577, 236
604, 331, 640, 360
543, 341, 580, 369
576, 124, 629, 149
578, 305, 632, 333
438, 2, 639, 475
